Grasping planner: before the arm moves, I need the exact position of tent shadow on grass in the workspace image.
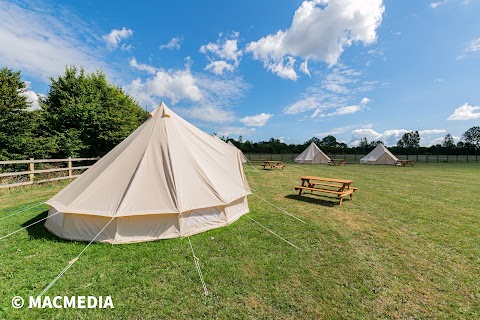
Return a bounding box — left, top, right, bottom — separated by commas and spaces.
285, 194, 343, 207
21, 210, 66, 242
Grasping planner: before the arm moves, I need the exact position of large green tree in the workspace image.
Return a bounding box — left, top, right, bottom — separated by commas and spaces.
397, 131, 420, 149
0, 67, 36, 159
40, 67, 148, 157
442, 133, 455, 148
462, 126, 480, 149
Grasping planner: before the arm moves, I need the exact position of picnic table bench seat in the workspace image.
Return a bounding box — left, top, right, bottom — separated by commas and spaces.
328, 159, 347, 166
261, 161, 285, 170
294, 176, 358, 205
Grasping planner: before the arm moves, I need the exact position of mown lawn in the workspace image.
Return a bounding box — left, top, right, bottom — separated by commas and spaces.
0, 163, 479, 319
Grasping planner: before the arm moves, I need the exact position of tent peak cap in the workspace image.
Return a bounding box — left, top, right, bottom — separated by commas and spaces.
149, 102, 170, 118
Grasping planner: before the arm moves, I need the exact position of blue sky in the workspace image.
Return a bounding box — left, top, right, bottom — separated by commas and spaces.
1, 0, 480, 146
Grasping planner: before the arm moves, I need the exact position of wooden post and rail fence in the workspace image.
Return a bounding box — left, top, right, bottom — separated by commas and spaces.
0, 157, 98, 189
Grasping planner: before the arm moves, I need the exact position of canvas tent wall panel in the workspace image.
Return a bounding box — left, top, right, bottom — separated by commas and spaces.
227, 141, 248, 163
45, 196, 249, 243
45, 103, 251, 243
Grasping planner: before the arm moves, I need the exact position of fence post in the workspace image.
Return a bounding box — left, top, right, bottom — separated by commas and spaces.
68, 157, 72, 177
457, 155, 458, 163
437, 154, 439, 163
29, 158, 34, 183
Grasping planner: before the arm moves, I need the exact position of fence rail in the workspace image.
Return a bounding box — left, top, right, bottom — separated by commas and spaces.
0, 157, 98, 189
245, 153, 480, 163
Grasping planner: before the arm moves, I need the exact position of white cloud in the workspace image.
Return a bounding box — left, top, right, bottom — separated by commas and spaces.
418, 129, 447, 135
129, 58, 157, 74
350, 128, 449, 146
200, 32, 242, 75
457, 38, 480, 59
351, 128, 408, 146
120, 43, 133, 52
314, 97, 370, 118
240, 113, 273, 127
360, 97, 371, 105
322, 66, 362, 94
246, 0, 384, 79
176, 105, 236, 123
0, 2, 115, 81
205, 60, 236, 75
430, 0, 449, 9
102, 27, 134, 49
160, 37, 183, 50
124, 64, 250, 123
299, 60, 310, 77
284, 96, 324, 115
316, 124, 368, 137
217, 127, 256, 137
267, 57, 297, 80
23, 90, 44, 110
125, 67, 202, 105
447, 103, 480, 120
284, 65, 381, 117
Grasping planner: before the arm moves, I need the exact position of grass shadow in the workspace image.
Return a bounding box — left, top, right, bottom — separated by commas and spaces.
285, 193, 342, 207
21, 210, 67, 242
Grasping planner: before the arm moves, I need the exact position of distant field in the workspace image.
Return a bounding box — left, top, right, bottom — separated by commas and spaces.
0, 163, 479, 319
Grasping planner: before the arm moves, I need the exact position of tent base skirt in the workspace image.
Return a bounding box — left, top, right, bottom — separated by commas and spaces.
45, 197, 249, 244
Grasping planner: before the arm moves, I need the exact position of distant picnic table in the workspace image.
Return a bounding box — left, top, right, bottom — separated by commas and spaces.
261, 161, 285, 170
328, 159, 347, 166
294, 176, 358, 205
396, 160, 414, 167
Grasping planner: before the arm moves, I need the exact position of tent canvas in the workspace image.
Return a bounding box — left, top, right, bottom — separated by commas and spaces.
227, 141, 248, 163
45, 103, 251, 244
360, 143, 399, 165
294, 142, 330, 164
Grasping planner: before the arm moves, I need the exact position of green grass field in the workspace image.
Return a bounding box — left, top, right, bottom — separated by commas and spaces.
0, 163, 479, 319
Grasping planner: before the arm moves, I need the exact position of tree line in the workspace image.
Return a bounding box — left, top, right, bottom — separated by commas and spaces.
225, 129, 480, 155
1, 66, 479, 160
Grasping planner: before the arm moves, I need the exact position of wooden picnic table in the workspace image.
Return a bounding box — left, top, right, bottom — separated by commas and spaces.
294, 176, 358, 205
396, 160, 414, 167
261, 161, 285, 170
328, 159, 347, 166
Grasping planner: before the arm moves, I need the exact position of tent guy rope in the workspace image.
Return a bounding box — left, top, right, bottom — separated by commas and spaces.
0, 208, 58, 241
0, 201, 46, 222
251, 193, 306, 224
246, 215, 299, 249
187, 236, 209, 296
38, 217, 115, 298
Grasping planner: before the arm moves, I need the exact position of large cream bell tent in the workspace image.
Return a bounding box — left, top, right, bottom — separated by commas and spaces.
360, 143, 399, 165
294, 142, 331, 164
45, 103, 251, 244
227, 141, 248, 163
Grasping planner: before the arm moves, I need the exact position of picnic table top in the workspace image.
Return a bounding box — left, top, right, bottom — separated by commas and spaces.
330, 158, 347, 161
397, 160, 413, 162
263, 160, 283, 163
300, 176, 354, 184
